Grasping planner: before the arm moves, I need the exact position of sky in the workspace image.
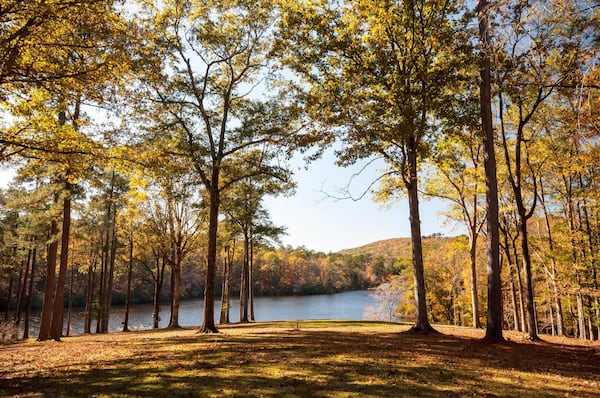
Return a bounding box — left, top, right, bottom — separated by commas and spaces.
263, 148, 460, 253
0, 151, 460, 254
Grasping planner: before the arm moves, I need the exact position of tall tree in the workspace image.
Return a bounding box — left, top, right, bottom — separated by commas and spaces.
140, 0, 302, 333
477, 0, 503, 342
278, 0, 470, 332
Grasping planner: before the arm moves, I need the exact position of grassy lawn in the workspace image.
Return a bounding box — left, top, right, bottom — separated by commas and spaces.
1, 321, 598, 397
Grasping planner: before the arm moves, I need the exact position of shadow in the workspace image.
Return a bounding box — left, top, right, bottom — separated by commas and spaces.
1, 322, 598, 397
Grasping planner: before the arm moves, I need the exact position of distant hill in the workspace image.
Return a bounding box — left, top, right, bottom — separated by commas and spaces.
338, 235, 465, 259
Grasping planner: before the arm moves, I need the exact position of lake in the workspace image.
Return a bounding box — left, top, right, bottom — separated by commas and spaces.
28, 290, 380, 336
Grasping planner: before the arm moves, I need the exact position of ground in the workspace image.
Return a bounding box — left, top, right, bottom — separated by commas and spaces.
0, 321, 598, 397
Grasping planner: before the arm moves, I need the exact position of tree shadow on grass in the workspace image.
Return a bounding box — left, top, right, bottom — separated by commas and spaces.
1, 325, 598, 397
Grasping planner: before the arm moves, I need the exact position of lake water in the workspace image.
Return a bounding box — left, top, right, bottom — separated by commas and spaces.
28, 290, 379, 336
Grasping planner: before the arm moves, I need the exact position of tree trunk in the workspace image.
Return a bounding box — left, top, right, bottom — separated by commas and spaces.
200, 184, 220, 333
152, 256, 166, 329
83, 253, 96, 334
468, 232, 481, 328
4, 270, 13, 321
519, 218, 538, 340
538, 179, 564, 336
66, 263, 74, 336
123, 237, 134, 332
508, 262, 519, 331
51, 184, 72, 340
478, 0, 503, 342
240, 230, 250, 323
15, 246, 31, 328
23, 246, 36, 340
220, 245, 232, 325
250, 235, 255, 322
38, 218, 60, 341
512, 243, 527, 333
102, 205, 118, 333
501, 225, 521, 331
406, 145, 433, 333
169, 250, 181, 328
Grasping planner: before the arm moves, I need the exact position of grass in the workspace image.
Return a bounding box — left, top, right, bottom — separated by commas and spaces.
1, 321, 599, 397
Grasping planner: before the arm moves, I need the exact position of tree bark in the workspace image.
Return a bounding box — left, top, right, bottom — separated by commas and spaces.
406, 145, 433, 333
240, 230, 250, 323
51, 183, 72, 340
37, 218, 60, 341
66, 263, 74, 336
123, 237, 134, 332
468, 232, 481, 328
200, 184, 220, 333
250, 235, 255, 322
478, 0, 503, 342
23, 246, 36, 339
220, 245, 232, 325
538, 179, 564, 336
169, 252, 181, 328
83, 253, 96, 334
4, 270, 13, 321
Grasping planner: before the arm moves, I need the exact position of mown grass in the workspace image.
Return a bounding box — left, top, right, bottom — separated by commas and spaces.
1, 321, 598, 397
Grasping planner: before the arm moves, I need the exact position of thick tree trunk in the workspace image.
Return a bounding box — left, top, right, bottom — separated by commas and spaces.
200, 185, 220, 333
478, 0, 503, 342
38, 219, 60, 341
51, 186, 72, 340
406, 146, 433, 333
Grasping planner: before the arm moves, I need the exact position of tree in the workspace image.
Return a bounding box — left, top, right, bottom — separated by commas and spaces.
221, 158, 293, 323
477, 0, 503, 342
366, 277, 403, 322
278, 0, 471, 332
140, 0, 302, 333
491, 0, 592, 340
426, 127, 486, 328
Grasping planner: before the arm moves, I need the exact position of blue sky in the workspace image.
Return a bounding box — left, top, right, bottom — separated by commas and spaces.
264, 148, 459, 253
